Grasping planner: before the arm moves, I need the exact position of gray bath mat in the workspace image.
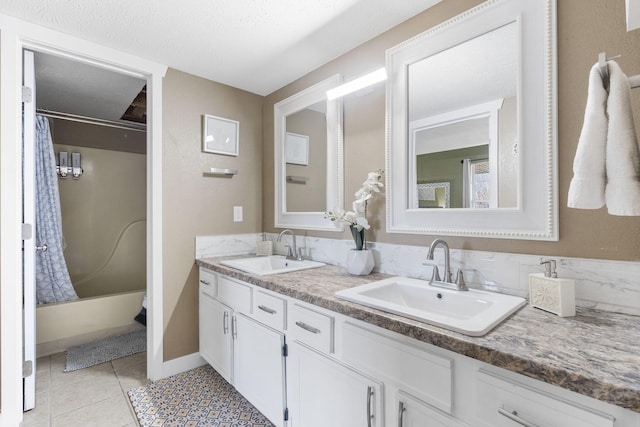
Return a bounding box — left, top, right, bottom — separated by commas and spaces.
65, 329, 146, 372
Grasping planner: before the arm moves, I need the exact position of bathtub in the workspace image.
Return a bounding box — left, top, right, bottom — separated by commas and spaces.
35, 290, 146, 357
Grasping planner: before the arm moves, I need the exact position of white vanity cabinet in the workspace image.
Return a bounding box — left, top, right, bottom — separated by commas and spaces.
341, 321, 467, 427
198, 268, 286, 427
199, 266, 640, 427
287, 341, 383, 427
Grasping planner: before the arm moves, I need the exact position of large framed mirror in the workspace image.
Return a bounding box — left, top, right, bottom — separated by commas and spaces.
386, 0, 557, 240
274, 74, 344, 231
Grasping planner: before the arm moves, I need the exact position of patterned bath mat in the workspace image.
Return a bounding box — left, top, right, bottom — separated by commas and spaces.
127, 365, 274, 427
65, 329, 146, 372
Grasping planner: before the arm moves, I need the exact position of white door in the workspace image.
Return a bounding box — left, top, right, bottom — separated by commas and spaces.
287, 342, 383, 427
22, 49, 37, 412
199, 292, 233, 383
233, 313, 286, 427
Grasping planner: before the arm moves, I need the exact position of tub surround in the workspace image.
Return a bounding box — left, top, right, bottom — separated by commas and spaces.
196, 256, 640, 414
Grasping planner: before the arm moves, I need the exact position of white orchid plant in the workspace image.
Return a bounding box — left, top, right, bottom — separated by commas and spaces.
325, 169, 384, 250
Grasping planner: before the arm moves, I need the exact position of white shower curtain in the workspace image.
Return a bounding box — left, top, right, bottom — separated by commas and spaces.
35, 115, 78, 304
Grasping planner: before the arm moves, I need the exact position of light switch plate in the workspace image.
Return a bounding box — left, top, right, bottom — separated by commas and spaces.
233, 206, 243, 222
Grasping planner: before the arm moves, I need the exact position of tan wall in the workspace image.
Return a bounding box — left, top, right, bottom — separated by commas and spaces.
263, 0, 640, 262
162, 68, 263, 360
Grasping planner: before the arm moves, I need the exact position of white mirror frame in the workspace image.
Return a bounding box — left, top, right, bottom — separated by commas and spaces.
386, 0, 558, 240
275, 74, 344, 231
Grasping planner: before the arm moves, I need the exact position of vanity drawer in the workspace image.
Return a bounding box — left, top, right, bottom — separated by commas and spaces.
198, 268, 217, 298
253, 290, 286, 331
217, 275, 252, 314
476, 369, 614, 427
289, 303, 334, 354
342, 322, 453, 414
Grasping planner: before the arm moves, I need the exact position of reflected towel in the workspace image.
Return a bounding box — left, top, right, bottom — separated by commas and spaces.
604, 61, 640, 215
567, 63, 608, 209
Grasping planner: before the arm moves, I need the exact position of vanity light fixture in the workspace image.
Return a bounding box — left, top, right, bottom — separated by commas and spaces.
326, 67, 387, 100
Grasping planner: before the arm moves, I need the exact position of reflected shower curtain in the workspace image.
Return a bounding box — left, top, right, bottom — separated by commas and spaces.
35, 115, 78, 304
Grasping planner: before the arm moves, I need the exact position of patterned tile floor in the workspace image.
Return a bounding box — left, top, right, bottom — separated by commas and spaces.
128, 365, 274, 427
21, 351, 147, 427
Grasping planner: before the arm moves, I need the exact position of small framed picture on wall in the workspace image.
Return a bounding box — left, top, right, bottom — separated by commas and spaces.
202, 114, 239, 156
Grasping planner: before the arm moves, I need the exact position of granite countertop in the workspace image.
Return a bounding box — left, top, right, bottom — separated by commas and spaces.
196, 257, 640, 414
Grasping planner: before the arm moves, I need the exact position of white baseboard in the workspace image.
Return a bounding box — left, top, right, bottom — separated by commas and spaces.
158, 352, 207, 379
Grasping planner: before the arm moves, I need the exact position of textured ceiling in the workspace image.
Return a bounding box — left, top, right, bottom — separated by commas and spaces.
1, 0, 440, 96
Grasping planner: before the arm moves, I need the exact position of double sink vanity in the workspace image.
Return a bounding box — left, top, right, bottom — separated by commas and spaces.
197, 254, 640, 427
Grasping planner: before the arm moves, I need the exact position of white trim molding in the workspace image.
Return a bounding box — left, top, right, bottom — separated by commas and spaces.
0, 13, 167, 424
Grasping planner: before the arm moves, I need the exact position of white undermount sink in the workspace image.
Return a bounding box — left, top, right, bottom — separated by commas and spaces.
220, 255, 326, 276
334, 276, 526, 336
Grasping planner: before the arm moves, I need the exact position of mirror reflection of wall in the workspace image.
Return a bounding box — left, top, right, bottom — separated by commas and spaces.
408, 21, 518, 210
285, 100, 327, 212
413, 96, 518, 209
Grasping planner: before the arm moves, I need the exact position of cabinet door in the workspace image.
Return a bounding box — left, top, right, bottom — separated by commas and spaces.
199, 291, 233, 383
396, 391, 466, 427
288, 341, 383, 427
233, 313, 286, 427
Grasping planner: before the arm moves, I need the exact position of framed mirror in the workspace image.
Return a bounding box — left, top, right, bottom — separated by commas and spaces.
386, 0, 557, 240
274, 74, 344, 231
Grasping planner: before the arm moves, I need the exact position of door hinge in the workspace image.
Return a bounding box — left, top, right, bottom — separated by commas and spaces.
22, 223, 33, 240
284, 407, 289, 421
22, 86, 33, 103
282, 343, 288, 357
23, 360, 33, 378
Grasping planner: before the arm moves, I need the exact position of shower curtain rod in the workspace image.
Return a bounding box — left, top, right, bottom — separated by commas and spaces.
36, 109, 147, 132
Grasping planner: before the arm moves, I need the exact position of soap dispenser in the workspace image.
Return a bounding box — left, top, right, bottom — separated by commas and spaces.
529, 258, 575, 317
256, 233, 273, 256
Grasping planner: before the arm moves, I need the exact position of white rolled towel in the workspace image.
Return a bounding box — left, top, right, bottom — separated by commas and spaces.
604, 61, 640, 216
567, 63, 608, 209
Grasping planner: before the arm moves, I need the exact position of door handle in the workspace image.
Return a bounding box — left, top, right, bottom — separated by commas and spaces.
398, 401, 406, 427
223, 311, 229, 334
366, 385, 374, 427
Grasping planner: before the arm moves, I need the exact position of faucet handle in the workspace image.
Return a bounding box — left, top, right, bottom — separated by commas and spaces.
285, 245, 293, 257
296, 247, 305, 261
430, 265, 441, 283
455, 268, 468, 291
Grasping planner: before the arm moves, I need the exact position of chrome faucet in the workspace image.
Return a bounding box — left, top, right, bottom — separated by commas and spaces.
426, 238, 468, 291
277, 229, 304, 261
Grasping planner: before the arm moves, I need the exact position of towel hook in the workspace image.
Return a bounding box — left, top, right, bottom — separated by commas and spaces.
598, 52, 640, 88
598, 52, 621, 82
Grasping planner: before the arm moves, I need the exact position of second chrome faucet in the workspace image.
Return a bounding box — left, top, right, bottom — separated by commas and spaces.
426, 238, 468, 291
277, 229, 304, 261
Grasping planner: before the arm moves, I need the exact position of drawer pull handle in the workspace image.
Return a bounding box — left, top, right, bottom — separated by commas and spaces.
498, 407, 539, 427
295, 321, 321, 334
398, 401, 406, 427
366, 386, 374, 427
258, 305, 277, 315
199, 279, 211, 285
